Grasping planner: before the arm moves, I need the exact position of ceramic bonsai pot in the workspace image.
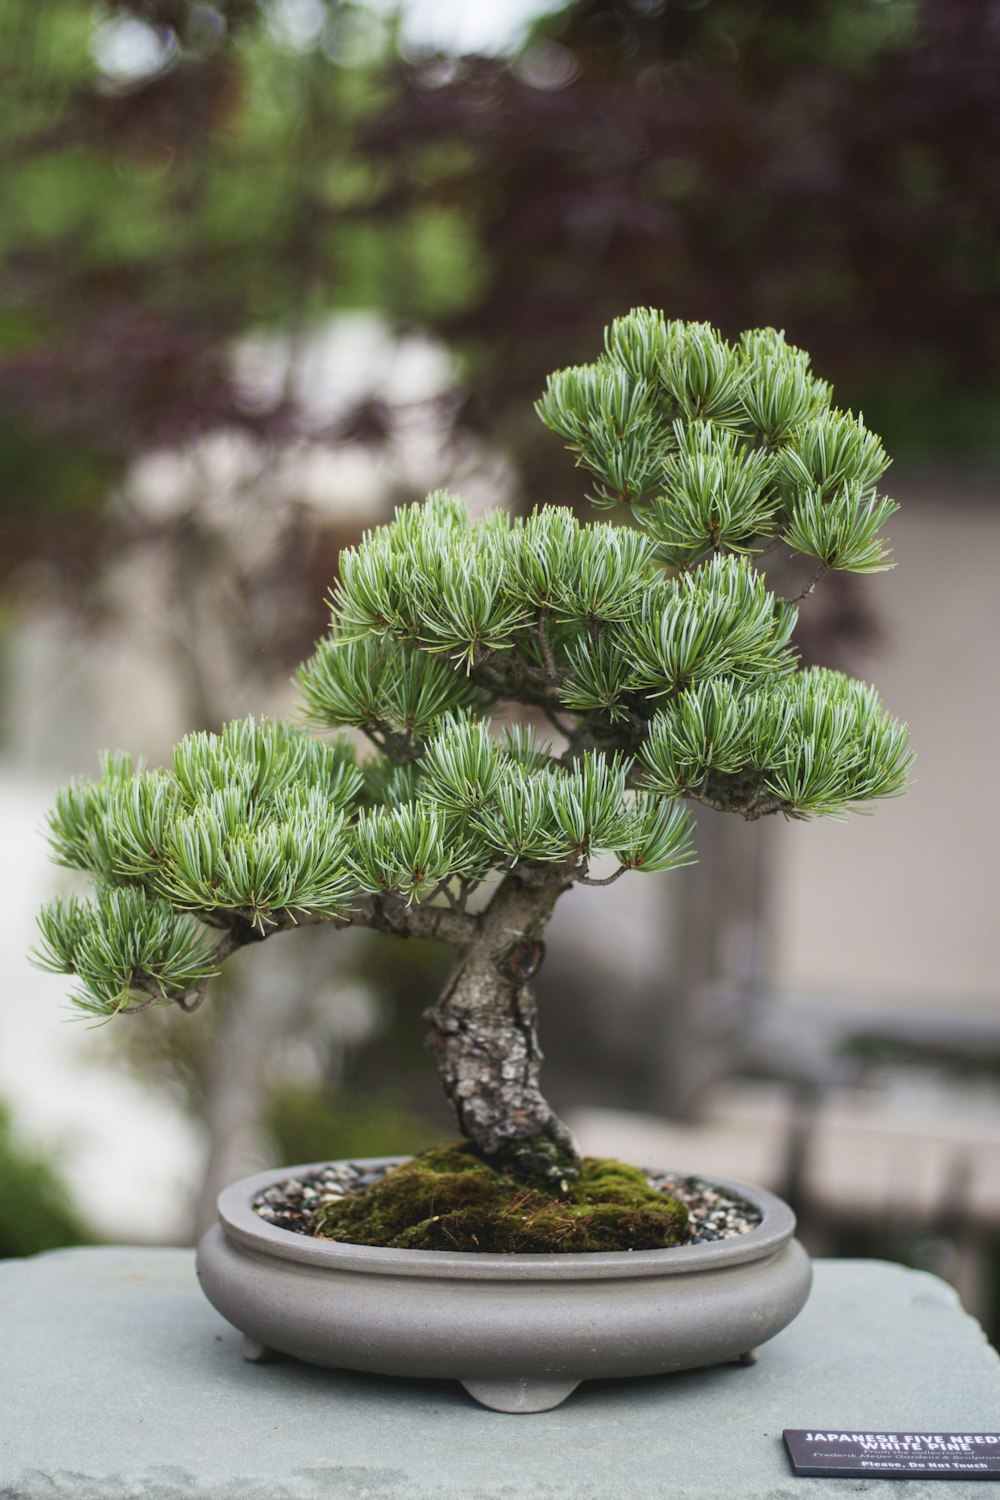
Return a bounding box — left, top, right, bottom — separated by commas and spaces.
196, 1157, 812, 1412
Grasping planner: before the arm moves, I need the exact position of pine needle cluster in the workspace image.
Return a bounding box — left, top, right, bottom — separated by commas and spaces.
36, 312, 911, 1021
537, 311, 897, 575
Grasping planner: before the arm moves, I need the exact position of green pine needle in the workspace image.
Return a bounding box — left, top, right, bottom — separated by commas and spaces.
33, 887, 219, 1020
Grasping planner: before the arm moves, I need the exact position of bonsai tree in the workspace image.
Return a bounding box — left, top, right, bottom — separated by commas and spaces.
35, 310, 910, 1201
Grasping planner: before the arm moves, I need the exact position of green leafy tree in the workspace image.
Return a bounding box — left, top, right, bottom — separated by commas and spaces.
34, 313, 910, 1187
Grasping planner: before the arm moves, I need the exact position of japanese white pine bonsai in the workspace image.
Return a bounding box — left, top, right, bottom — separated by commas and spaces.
35, 309, 910, 1221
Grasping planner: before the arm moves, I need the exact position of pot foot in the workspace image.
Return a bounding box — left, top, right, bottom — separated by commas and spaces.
460, 1377, 580, 1413
241, 1336, 278, 1363
736, 1349, 757, 1365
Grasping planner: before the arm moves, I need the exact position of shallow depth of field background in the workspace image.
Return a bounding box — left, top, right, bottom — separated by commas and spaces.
1, 0, 998, 1334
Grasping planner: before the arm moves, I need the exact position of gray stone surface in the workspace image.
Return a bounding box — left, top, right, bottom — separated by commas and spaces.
1, 1249, 998, 1500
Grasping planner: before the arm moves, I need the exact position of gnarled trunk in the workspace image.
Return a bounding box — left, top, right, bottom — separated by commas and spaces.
425, 874, 580, 1189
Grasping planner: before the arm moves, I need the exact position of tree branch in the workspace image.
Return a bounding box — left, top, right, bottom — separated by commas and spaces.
158, 889, 481, 1017
348, 891, 480, 947
361, 721, 421, 764
508, 860, 579, 890
754, 533, 785, 559
471, 645, 564, 712
785, 560, 828, 603
560, 705, 651, 769
576, 865, 629, 887
534, 610, 559, 683
219, 894, 480, 949
683, 780, 790, 822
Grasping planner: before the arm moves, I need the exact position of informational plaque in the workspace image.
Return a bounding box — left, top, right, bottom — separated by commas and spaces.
784, 1430, 1000, 1480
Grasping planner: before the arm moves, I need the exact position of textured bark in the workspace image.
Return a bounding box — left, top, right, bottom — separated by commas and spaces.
425, 874, 581, 1188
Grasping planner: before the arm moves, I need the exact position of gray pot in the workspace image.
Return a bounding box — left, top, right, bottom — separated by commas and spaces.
196, 1157, 811, 1413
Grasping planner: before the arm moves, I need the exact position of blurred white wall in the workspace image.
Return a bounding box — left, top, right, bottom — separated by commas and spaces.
771, 475, 999, 1011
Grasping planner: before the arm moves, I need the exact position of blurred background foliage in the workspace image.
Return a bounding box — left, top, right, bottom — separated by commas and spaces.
368, 0, 1000, 474
2, 0, 997, 589
2, 0, 998, 1289
0, 1101, 95, 1255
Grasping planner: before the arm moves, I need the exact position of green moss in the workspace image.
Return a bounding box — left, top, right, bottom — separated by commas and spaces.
489, 1128, 584, 1189
314, 1143, 689, 1253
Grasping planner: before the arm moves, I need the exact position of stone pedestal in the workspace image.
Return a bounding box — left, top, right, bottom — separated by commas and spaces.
1, 1248, 998, 1499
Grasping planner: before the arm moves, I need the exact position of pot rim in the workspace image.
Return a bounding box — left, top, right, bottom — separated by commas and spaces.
216, 1157, 798, 1281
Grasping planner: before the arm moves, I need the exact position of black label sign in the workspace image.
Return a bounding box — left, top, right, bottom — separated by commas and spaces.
784, 1430, 1000, 1480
